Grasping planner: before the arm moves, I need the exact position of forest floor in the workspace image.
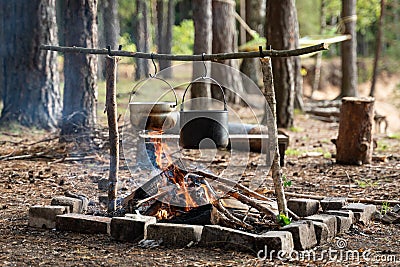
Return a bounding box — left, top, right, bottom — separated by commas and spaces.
0, 70, 399, 266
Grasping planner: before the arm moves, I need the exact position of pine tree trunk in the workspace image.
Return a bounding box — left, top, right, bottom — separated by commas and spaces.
265, 0, 301, 128
156, 0, 165, 54
98, 0, 120, 80
135, 0, 150, 80
0, 0, 61, 129
312, 0, 327, 97
240, 0, 264, 87
369, 0, 385, 97
340, 0, 358, 97
97, 0, 106, 80
61, 0, 98, 140
211, 0, 244, 105
159, 0, 174, 78
191, 0, 212, 110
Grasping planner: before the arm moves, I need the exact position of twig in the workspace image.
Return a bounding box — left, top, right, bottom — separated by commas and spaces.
345, 171, 352, 197
27, 135, 59, 146
215, 200, 253, 230
134, 190, 169, 208
40, 43, 329, 61
192, 169, 274, 204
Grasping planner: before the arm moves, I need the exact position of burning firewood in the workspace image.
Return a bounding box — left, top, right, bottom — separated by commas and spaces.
122, 160, 286, 230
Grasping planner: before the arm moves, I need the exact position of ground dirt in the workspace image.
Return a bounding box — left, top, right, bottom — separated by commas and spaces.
0, 72, 399, 266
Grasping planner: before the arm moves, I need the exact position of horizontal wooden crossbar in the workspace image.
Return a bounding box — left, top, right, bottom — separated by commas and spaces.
40, 43, 329, 61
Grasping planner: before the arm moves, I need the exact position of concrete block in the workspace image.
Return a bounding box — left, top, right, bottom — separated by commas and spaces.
199, 225, 258, 252
325, 210, 354, 234
28, 205, 69, 229
304, 214, 337, 239
312, 221, 330, 245
342, 203, 376, 224
321, 197, 347, 211
56, 213, 111, 234
51, 196, 84, 213
325, 210, 354, 222
146, 223, 203, 247
335, 216, 352, 234
111, 215, 156, 242
287, 198, 320, 217
199, 225, 293, 255
258, 231, 294, 256
281, 220, 317, 250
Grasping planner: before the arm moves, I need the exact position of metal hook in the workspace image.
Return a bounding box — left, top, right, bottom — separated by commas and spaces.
107, 45, 112, 56
201, 53, 207, 78
259, 46, 264, 58
150, 53, 157, 78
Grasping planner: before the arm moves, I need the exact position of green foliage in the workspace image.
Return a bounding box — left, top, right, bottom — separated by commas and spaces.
282, 174, 292, 188
381, 201, 391, 215
119, 33, 137, 52
356, 179, 379, 189
388, 133, 400, 140
118, 0, 136, 36
238, 33, 267, 52
377, 140, 389, 152
323, 152, 332, 159
296, 0, 322, 36
289, 126, 304, 133
285, 148, 303, 157
277, 213, 292, 226
172, 20, 194, 55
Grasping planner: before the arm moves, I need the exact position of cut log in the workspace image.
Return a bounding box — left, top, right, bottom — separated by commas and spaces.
336, 97, 374, 165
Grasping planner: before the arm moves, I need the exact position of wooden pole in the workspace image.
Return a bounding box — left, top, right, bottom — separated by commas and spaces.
336, 97, 375, 165
106, 56, 119, 212
40, 43, 329, 61
260, 57, 288, 217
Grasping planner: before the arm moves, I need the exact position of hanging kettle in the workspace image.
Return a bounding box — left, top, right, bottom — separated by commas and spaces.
129, 78, 178, 131
179, 77, 229, 149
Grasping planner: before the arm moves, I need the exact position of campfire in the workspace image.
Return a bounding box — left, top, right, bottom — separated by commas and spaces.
122, 130, 280, 232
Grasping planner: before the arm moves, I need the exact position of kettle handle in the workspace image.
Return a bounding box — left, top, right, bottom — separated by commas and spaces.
129, 76, 178, 108
180, 77, 227, 111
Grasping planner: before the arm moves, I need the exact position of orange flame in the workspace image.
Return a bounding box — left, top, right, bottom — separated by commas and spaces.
147, 130, 216, 218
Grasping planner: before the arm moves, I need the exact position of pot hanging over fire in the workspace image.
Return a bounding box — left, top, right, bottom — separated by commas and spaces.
179, 77, 229, 149
129, 79, 178, 131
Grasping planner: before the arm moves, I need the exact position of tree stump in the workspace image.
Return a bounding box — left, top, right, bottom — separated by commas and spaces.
336, 97, 374, 165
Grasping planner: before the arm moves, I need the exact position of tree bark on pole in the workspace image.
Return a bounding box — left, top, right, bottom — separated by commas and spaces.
260, 57, 288, 217
41, 43, 328, 61
191, 0, 212, 110
336, 97, 374, 165
106, 56, 119, 212
339, 0, 358, 98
